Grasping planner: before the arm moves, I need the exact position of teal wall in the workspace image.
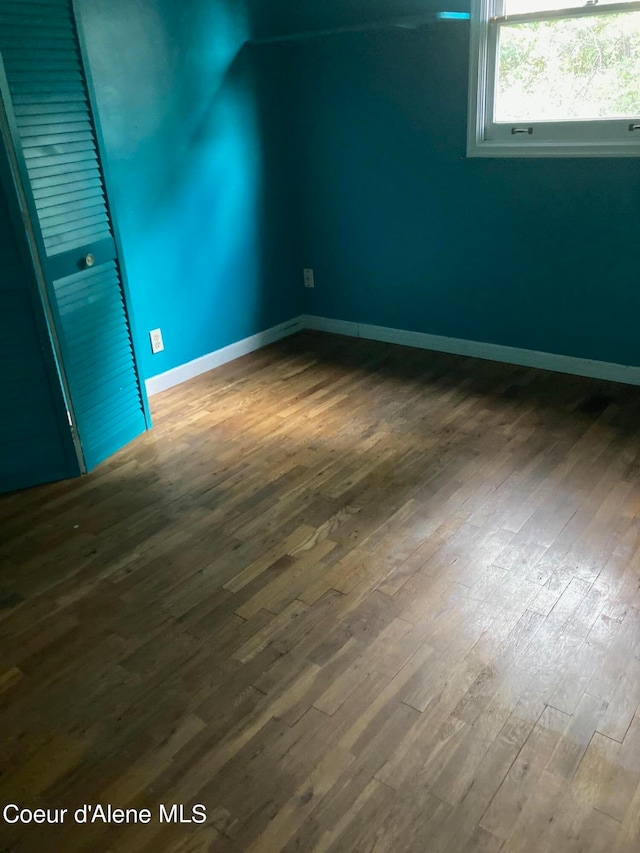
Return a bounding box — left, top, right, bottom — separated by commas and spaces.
288, 9, 640, 367
79, 0, 640, 378
78, 0, 304, 381
249, 0, 461, 40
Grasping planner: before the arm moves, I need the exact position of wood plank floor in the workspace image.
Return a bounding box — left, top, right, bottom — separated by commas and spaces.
3, 331, 640, 852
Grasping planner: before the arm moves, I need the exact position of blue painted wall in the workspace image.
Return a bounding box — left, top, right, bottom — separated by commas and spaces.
288, 7, 640, 367
249, 0, 460, 40
79, 0, 640, 376
78, 0, 304, 381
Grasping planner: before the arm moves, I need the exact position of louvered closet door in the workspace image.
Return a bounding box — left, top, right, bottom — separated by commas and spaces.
0, 0, 150, 472
0, 153, 80, 493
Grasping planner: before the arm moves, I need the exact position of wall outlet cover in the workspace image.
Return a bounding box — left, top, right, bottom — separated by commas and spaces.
150, 328, 164, 354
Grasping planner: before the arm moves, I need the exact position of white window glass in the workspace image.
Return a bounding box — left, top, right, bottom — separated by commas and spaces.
495, 12, 640, 122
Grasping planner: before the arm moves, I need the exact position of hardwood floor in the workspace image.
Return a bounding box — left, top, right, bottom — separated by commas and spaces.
3, 330, 640, 852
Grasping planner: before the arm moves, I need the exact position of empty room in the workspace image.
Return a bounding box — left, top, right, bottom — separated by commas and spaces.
2, 0, 640, 850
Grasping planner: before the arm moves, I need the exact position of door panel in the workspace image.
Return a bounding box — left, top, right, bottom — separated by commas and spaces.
0, 0, 150, 473
0, 148, 80, 493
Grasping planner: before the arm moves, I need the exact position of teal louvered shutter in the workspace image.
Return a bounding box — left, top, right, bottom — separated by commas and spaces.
0, 0, 150, 473
0, 151, 80, 493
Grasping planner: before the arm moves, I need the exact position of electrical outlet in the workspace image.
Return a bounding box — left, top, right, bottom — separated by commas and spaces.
149, 328, 164, 354
303, 268, 315, 289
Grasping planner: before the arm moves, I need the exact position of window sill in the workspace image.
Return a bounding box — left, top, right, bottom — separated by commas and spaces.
466, 139, 640, 158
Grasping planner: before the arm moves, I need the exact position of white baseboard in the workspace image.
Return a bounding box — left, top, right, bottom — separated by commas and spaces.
145, 316, 305, 396
303, 315, 640, 387
146, 313, 640, 397
303, 315, 359, 337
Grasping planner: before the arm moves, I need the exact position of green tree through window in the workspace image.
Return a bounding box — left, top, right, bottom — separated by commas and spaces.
497, 13, 640, 121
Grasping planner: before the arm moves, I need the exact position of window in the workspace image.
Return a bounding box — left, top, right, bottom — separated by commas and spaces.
468, 0, 640, 156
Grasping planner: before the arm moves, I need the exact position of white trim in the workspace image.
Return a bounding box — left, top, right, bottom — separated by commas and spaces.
467, 141, 640, 158
303, 314, 359, 337
304, 316, 640, 387
146, 313, 640, 397
145, 316, 305, 396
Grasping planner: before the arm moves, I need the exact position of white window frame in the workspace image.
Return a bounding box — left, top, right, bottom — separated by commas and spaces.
467, 0, 640, 157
